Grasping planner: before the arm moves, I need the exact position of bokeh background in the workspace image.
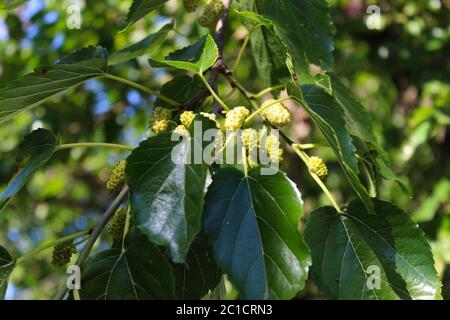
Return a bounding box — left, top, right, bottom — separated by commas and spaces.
0, 0, 449, 299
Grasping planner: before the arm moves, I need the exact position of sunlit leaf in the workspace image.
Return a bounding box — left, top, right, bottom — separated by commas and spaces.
304, 199, 442, 300
204, 167, 310, 299
149, 34, 218, 74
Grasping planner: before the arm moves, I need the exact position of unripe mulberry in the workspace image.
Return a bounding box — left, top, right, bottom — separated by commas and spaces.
149, 107, 172, 133
241, 128, 259, 151
242, 129, 259, 168
174, 124, 190, 137
225, 107, 250, 131
108, 208, 127, 240
106, 160, 127, 194
152, 119, 170, 133
180, 111, 196, 128
52, 241, 77, 267
265, 134, 283, 164
183, 0, 199, 12
309, 156, 328, 179
262, 99, 291, 128
199, 0, 225, 28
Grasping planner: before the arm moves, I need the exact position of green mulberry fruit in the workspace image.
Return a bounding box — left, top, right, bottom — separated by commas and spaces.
242, 129, 259, 168
149, 107, 172, 133
265, 134, 283, 164
180, 111, 196, 128
199, 0, 225, 28
52, 241, 77, 267
225, 107, 250, 131
309, 156, 328, 179
108, 208, 127, 240
262, 99, 291, 128
183, 0, 199, 12
174, 124, 190, 137
106, 160, 127, 194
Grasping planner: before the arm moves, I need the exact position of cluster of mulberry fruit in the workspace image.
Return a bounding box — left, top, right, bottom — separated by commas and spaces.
262, 99, 291, 128
265, 134, 283, 164
241, 129, 259, 168
51, 241, 77, 267
309, 156, 328, 179
149, 107, 173, 134
106, 160, 127, 194
199, 0, 225, 28
183, 0, 199, 12
225, 107, 250, 131
108, 208, 127, 240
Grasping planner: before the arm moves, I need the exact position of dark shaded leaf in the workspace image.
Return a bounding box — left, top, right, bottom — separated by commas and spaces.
238, 0, 334, 82
204, 167, 310, 299
0, 128, 57, 213
0, 245, 15, 299
80, 228, 175, 299
154, 75, 203, 108
304, 199, 441, 300
174, 234, 222, 299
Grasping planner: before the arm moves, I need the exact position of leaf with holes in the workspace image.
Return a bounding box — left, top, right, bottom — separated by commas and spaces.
204, 167, 310, 299
149, 34, 218, 74
0, 46, 107, 124
126, 115, 217, 263
304, 199, 441, 300
0, 128, 57, 213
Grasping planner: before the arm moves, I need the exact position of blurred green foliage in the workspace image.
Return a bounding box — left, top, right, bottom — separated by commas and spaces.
0, 0, 448, 299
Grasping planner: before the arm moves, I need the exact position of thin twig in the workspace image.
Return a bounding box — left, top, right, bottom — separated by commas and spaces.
53, 186, 129, 300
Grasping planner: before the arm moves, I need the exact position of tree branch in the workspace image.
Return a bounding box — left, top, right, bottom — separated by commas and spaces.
54, 186, 129, 300
183, 0, 233, 113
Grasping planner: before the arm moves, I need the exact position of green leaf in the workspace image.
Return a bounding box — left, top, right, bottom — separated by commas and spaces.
304, 199, 442, 300
154, 75, 204, 108
0, 246, 15, 299
109, 22, 173, 66
235, 11, 290, 87
149, 34, 218, 74
126, 116, 217, 263
0, 46, 107, 124
121, 0, 169, 30
289, 83, 373, 211
238, 0, 334, 82
174, 234, 222, 299
204, 167, 310, 299
80, 228, 175, 299
315, 73, 411, 196
0, 128, 57, 213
